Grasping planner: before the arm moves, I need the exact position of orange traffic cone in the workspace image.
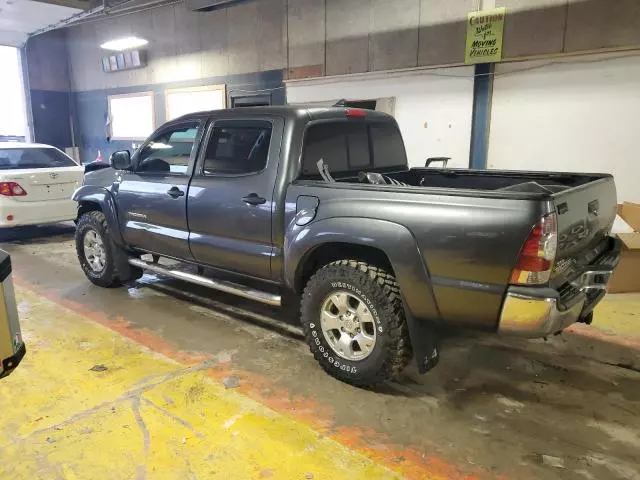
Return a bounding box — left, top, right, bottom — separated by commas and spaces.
96, 150, 103, 162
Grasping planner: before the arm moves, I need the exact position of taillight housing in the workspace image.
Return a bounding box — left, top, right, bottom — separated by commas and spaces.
0, 182, 27, 197
510, 214, 557, 285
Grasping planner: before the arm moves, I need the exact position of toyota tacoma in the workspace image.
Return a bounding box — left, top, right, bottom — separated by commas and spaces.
72, 106, 621, 386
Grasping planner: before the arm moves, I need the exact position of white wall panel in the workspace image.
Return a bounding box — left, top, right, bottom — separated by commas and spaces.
286, 68, 474, 168
488, 52, 640, 203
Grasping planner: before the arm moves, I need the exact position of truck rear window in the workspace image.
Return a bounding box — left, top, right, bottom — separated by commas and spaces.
300, 120, 406, 178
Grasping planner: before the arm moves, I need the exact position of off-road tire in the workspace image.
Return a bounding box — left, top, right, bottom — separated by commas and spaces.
301, 260, 412, 387
76, 211, 142, 288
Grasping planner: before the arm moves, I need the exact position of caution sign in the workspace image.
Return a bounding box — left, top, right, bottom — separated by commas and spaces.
465, 7, 506, 64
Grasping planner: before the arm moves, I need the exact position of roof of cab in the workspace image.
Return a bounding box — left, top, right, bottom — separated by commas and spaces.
173, 105, 394, 123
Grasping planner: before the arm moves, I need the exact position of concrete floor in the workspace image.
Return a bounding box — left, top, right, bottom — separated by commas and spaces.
0, 224, 639, 480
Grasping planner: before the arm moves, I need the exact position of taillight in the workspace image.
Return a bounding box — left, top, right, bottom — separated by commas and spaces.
510, 214, 557, 285
0, 182, 27, 197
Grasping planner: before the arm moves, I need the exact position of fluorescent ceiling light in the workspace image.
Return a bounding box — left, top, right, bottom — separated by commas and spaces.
100, 36, 148, 51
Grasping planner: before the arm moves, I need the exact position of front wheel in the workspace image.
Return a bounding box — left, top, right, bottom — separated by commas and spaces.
301, 260, 412, 387
75, 211, 142, 288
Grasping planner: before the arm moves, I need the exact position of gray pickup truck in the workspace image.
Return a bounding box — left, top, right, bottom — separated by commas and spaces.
73, 106, 621, 386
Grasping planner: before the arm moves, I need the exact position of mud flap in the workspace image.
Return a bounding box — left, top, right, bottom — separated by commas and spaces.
403, 302, 440, 374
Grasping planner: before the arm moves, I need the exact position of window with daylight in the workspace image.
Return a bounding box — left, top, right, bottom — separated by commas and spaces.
108, 92, 155, 140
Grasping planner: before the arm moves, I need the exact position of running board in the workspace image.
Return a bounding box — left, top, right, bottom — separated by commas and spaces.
128, 258, 281, 307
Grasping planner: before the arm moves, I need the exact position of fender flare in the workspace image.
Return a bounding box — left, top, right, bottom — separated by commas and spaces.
72, 185, 126, 247
285, 217, 442, 373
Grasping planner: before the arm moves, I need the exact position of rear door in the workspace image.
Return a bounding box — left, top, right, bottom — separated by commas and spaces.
0, 147, 82, 202
116, 120, 203, 259
187, 117, 283, 280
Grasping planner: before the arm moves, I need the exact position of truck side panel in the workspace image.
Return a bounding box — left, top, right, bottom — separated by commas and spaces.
285, 183, 546, 330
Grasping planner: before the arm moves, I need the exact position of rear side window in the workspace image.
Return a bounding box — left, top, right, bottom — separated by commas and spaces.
203, 121, 272, 175
0, 148, 76, 169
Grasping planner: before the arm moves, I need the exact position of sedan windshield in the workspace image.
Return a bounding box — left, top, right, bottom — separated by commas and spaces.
0, 147, 77, 170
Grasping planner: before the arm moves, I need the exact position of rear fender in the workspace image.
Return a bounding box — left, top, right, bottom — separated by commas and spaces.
285, 217, 442, 372
72, 186, 125, 247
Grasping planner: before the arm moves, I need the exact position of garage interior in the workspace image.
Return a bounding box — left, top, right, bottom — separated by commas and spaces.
1, 0, 640, 479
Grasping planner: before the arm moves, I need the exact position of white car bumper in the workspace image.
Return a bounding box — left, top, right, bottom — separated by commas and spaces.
0, 198, 77, 228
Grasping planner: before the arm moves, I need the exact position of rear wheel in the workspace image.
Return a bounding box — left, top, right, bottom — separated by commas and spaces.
301, 260, 412, 387
76, 211, 142, 287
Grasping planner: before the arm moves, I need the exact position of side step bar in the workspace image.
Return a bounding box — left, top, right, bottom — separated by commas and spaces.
128, 258, 281, 307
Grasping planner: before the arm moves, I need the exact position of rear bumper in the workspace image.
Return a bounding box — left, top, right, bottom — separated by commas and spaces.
498, 237, 621, 337
0, 198, 77, 228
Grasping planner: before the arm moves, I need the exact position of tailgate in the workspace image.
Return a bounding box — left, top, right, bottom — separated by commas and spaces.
551, 176, 617, 288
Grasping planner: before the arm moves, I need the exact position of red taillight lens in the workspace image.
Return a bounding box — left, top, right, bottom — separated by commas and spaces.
510, 214, 557, 285
0, 182, 27, 197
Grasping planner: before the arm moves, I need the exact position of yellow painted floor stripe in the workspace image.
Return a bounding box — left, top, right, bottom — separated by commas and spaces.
0, 287, 402, 479
592, 293, 640, 339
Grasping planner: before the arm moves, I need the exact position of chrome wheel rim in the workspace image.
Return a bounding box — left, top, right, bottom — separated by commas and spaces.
320, 290, 377, 361
83, 229, 106, 273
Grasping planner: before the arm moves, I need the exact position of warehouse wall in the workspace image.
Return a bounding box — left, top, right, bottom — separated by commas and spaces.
66, 0, 286, 90
25, 30, 75, 151
57, 0, 640, 164
286, 68, 475, 168
65, 0, 640, 90
487, 52, 640, 203
75, 70, 283, 164
286, 0, 640, 79
63, 1, 287, 162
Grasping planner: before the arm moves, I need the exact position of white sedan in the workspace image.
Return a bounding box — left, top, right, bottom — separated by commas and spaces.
0, 143, 84, 228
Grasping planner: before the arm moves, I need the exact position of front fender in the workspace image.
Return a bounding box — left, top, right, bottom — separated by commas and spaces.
72, 185, 125, 247
284, 217, 441, 323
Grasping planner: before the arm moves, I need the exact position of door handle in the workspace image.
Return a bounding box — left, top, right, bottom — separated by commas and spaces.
242, 193, 266, 206
167, 186, 185, 198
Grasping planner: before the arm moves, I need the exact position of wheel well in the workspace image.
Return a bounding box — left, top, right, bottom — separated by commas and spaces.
296, 242, 394, 293
77, 201, 102, 219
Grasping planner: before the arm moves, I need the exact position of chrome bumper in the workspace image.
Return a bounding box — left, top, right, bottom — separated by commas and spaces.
499, 291, 587, 337
498, 244, 620, 337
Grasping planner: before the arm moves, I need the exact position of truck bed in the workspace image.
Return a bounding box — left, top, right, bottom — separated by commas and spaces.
293, 166, 617, 329
303, 166, 609, 196
397, 168, 608, 193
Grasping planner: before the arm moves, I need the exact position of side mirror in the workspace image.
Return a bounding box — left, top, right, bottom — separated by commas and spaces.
110, 150, 132, 170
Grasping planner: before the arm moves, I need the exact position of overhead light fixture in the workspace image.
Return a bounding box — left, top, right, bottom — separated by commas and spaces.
100, 36, 148, 51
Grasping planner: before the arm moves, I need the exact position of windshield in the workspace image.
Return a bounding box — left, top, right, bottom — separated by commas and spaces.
0, 148, 77, 170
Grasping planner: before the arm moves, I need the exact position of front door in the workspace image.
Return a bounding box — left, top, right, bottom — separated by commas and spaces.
187, 118, 283, 280
116, 120, 202, 259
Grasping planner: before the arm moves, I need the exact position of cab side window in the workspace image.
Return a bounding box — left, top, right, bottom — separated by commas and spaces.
202, 121, 272, 175
136, 122, 199, 175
